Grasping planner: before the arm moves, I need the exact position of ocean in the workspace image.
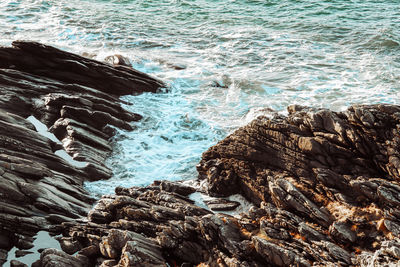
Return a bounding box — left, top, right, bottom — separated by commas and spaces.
1, 0, 399, 195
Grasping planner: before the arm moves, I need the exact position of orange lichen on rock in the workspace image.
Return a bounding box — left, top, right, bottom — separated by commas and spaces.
290, 232, 306, 241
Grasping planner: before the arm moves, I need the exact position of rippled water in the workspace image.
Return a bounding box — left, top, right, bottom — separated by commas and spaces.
1, 0, 400, 195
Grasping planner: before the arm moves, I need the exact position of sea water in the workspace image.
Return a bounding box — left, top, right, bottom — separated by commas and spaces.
1, 0, 399, 196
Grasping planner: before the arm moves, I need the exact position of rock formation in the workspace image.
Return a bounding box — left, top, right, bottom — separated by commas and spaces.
35, 104, 400, 266
0, 41, 164, 265
1, 41, 400, 267
197, 104, 400, 266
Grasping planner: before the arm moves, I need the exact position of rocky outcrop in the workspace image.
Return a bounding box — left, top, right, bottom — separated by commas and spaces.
197, 104, 400, 266
32, 104, 400, 267
0, 41, 163, 261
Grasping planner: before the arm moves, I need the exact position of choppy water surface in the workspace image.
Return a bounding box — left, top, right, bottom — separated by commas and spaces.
1, 0, 399, 195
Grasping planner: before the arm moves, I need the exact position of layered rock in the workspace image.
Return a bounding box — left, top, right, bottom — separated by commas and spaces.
34, 181, 265, 267
2, 40, 400, 266
0, 41, 163, 263
197, 104, 400, 266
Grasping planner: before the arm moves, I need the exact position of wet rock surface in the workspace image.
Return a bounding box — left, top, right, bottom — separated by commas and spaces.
0, 41, 163, 263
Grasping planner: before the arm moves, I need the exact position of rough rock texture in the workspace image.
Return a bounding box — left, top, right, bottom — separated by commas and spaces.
3, 40, 400, 266
197, 104, 400, 266
34, 104, 400, 267
0, 41, 163, 258
35, 181, 268, 267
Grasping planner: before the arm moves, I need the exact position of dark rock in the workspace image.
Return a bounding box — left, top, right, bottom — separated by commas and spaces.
39, 248, 89, 267
204, 198, 240, 211
157, 180, 196, 196
252, 236, 310, 267
329, 221, 356, 243
0, 230, 13, 250
10, 260, 28, 267
0, 41, 163, 264
78, 245, 100, 257
15, 250, 34, 257
59, 237, 82, 255
0, 249, 8, 266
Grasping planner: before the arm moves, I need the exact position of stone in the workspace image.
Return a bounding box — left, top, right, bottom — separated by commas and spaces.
252, 236, 310, 267
10, 260, 28, 267
204, 198, 240, 211
157, 180, 196, 196
59, 237, 82, 255
39, 248, 89, 267
15, 250, 34, 257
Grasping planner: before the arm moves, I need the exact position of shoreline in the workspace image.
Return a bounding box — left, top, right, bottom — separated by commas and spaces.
1, 42, 400, 266
0, 41, 164, 266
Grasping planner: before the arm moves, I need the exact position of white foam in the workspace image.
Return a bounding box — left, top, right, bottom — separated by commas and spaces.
27, 116, 60, 144
27, 116, 87, 168
54, 150, 87, 168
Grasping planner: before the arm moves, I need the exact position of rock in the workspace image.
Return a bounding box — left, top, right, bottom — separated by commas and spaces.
3, 40, 400, 266
15, 250, 34, 257
329, 221, 356, 243
0, 249, 8, 266
0, 230, 13, 249
0, 41, 163, 264
157, 180, 196, 196
10, 260, 28, 267
59, 237, 82, 255
196, 104, 400, 266
119, 240, 166, 266
252, 236, 311, 267
99, 259, 118, 267
104, 54, 132, 67
78, 245, 99, 257
204, 198, 240, 211
39, 248, 89, 267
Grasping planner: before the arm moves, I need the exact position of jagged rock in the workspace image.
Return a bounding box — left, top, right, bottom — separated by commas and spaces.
252, 236, 311, 267
38, 248, 89, 267
3, 40, 400, 266
30, 104, 400, 266
196, 104, 400, 266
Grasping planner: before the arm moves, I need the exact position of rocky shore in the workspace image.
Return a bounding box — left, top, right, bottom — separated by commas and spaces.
31, 104, 400, 267
1, 41, 400, 267
0, 41, 163, 266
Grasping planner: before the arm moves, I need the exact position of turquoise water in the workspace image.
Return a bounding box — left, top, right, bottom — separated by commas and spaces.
1, 0, 399, 195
